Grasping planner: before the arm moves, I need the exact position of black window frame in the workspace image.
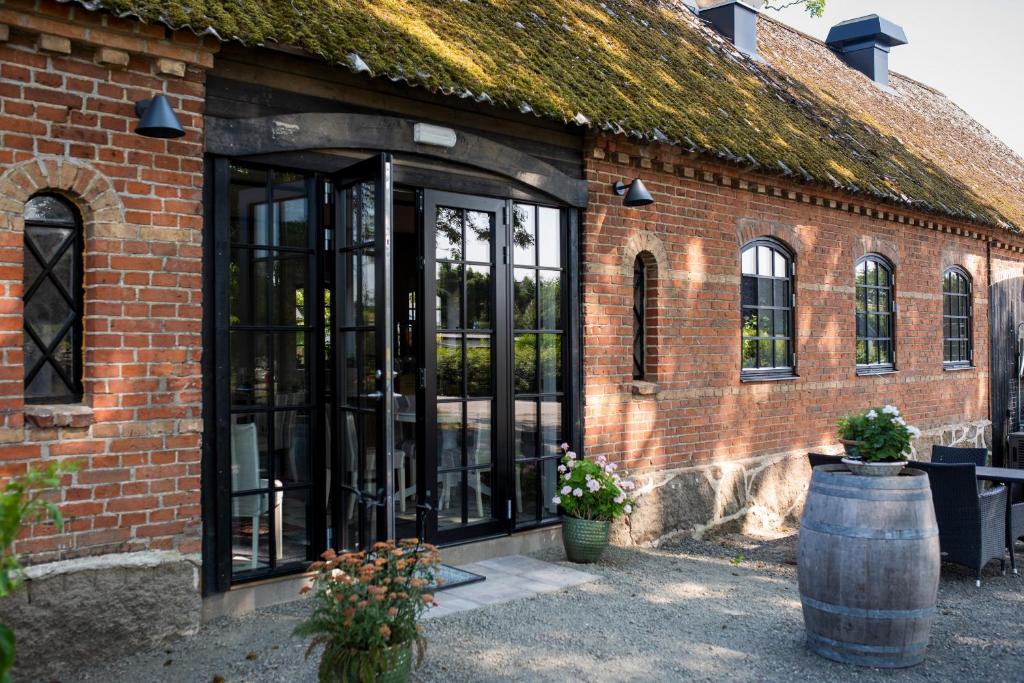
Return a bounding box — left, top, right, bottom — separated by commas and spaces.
632, 255, 647, 380
855, 254, 896, 374
942, 266, 972, 368
22, 193, 84, 404
740, 238, 796, 381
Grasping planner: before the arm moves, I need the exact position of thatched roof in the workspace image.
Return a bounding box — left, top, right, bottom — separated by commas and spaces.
74, 0, 1024, 233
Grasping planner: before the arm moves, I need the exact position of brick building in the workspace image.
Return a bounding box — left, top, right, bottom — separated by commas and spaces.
1, 0, 1023, 676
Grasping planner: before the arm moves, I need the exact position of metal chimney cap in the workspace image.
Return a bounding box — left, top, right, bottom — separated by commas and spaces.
826, 15, 908, 50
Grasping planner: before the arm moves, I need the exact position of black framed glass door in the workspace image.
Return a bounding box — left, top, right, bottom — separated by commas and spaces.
422, 191, 509, 543
332, 153, 396, 551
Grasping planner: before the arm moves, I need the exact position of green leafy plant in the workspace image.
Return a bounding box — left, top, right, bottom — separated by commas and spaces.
837, 405, 921, 462
294, 540, 440, 682
764, 0, 827, 18
0, 461, 78, 682
552, 445, 637, 522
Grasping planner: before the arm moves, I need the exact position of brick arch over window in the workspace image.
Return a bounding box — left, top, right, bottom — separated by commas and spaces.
0, 157, 127, 414
853, 234, 900, 268
736, 218, 804, 257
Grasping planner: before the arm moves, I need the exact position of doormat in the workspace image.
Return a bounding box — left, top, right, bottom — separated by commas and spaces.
431, 564, 486, 592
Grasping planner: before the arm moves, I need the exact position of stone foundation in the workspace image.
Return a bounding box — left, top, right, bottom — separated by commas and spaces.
0, 551, 201, 680
613, 419, 992, 547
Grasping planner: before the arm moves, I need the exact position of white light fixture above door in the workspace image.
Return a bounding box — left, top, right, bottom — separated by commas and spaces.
413, 123, 458, 148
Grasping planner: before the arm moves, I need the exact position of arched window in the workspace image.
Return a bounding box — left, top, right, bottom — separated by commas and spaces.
855, 255, 895, 372
741, 239, 794, 378
943, 267, 972, 367
633, 255, 647, 380
23, 194, 83, 403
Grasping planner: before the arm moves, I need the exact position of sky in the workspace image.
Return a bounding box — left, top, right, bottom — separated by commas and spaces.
760, 0, 1024, 158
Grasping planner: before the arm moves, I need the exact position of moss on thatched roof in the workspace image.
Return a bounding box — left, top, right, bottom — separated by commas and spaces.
76, 0, 1024, 233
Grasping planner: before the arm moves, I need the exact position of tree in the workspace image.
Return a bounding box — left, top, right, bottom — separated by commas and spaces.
763, 1, 827, 17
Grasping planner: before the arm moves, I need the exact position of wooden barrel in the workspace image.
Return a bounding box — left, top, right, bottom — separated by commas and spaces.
798, 464, 940, 668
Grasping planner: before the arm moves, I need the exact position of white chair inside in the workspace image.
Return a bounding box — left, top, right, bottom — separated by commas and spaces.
231, 421, 283, 568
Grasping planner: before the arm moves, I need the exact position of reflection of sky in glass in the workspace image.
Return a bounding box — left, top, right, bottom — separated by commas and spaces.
537, 207, 560, 268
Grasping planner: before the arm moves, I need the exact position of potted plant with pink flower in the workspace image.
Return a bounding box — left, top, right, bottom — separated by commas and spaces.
551, 444, 636, 563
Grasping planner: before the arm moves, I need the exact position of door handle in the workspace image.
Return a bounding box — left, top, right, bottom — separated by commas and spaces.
366, 391, 383, 400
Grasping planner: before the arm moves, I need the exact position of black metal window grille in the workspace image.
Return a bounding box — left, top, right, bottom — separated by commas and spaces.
633, 256, 646, 380
855, 255, 895, 371
943, 267, 972, 367
23, 194, 84, 403
740, 239, 794, 378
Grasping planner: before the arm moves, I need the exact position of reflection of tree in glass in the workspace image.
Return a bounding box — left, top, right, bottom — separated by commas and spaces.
512, 205, 535, 251
466, 268, 490, 328
436, 207, 463, 260
514, 273, 536, 329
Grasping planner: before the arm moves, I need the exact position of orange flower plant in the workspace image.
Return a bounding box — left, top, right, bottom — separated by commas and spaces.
294, 539, 441, 682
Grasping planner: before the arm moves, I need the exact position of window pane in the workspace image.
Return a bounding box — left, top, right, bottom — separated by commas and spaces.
757, 246, 771, 276
435, 207, 463, 261
466, 265, 492, 329
741, 247, 756, 275
773, 279, 788, 308
466, 335, 491, 397
512, 204, 536, 266
271, 253, 308, 326
877, 264, 888, 286
231, 333, 270, 407
514, 268, 537, 329
774, 340, 789, 367
758, 339, 773, 368
231, 492, 271, 572
436, 263, 462, 330
280, 488, 310, 565
25, 224, 73, 262
541, 458, 560, 519
437, 403, 463, 469
537, 207, 561, 268
25, 195, 75, 223
516, 461, 539, 526
867, 288, 878, 312
866, 259, 877, 285
773, 251, 787, 278
856, 340, 867, 365
757, 278, 773, 307
741, 276, 757, 306
758, 311, 772, 337
24, 280, 73, 346
539, 270, 561, 329
514, 334, 537, 393
774, 310, 789, 338
742, 310, 758, 339
742, 339, 757, 369
539, 334, 562, 394
465, 210, 492, 263
437, 334, 463, 399
272, 172, 308, 248
540, 397, 563, 458
437, 470, 464, 529
515, 399, 538, 459
856, 312, 866, 338
466, 401, 492, 467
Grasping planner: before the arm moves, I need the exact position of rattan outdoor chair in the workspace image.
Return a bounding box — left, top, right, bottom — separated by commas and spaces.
931, 445, 988, 466
807, 453, 844, 469
909, 461, 1007, 586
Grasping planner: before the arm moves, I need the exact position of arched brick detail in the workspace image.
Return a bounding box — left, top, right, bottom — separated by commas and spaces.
853, 234, 900, 268
736, 218, 803, 256
0, 157, 127, 416
621, 230, 669, 283
939, 245, 980, 282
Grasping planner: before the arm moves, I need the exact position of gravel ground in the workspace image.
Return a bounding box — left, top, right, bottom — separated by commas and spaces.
67, 532, 1024, 682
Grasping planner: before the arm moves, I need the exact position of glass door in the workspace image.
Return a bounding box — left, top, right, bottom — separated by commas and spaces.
332, 153, 396, 550
421, 191, 509, 543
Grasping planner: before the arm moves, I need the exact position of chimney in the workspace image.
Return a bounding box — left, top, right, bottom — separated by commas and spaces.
826, 15, 908, 91
696, 1, 764, 61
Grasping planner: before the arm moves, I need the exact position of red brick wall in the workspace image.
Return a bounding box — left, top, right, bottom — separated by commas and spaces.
0, 0, 216, 562
583, 135, 1024, 472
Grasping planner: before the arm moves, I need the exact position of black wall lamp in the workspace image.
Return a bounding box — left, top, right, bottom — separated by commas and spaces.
134, 95, 185, 138
613, 178, 655, 207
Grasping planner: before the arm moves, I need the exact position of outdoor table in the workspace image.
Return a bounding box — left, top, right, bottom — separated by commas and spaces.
975, 466, 1024, 574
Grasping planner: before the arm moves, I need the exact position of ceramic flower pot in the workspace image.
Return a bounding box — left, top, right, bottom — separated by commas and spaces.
318, 641, 413, 683
841, 458, 907, 477
561, 516, 611, 563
